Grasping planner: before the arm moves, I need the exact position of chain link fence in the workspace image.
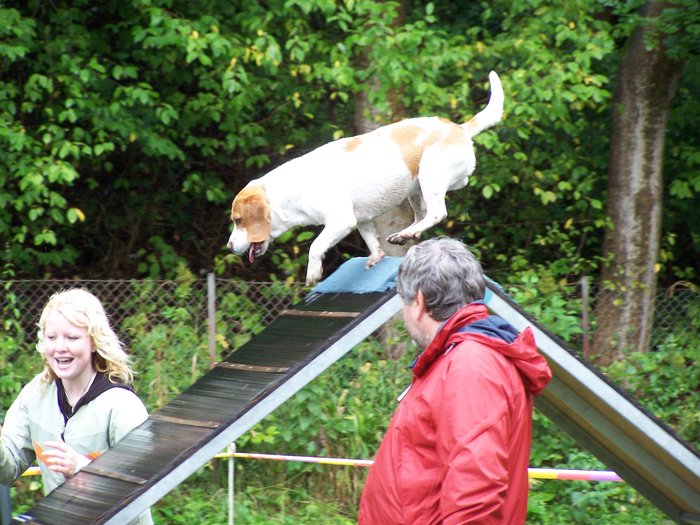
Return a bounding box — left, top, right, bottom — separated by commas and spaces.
0, 278, 302, 399
647, 282, 700, 346
2, 277, 303, 347
2, 277, 698, 363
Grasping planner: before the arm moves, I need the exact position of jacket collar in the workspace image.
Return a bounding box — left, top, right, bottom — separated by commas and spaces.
410, 303, 552, 396
411, 303, 490, 378
57, 372, 133, 423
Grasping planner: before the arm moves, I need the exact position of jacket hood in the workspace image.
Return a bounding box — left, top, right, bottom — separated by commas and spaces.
412, 303, 552, 395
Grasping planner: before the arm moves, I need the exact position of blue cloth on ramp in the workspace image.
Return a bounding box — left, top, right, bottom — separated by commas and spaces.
310, 255, 506, 302
312, 257, 402, 294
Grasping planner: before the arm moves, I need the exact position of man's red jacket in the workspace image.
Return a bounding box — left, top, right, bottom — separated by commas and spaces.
358, 303, 552, 524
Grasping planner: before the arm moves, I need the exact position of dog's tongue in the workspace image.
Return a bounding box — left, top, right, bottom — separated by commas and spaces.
248, 243, 258, 264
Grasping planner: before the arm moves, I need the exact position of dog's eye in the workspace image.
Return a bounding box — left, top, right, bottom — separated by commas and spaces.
233, 218, 242, 225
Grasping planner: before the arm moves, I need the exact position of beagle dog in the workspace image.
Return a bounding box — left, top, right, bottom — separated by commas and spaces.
227, 71, 504, 285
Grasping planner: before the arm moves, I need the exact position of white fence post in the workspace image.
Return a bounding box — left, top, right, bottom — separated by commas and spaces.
581, 275, 590, 360
207, 273, 217, 368
228, 442, 236, 525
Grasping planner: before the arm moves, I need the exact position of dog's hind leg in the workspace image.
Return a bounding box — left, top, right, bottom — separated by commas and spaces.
357, 220, 385, 268
386, 185, 445, 245
404, 191, 427, 230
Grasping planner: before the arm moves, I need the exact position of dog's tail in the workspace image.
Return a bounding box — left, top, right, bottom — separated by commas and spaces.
461, 71, 504, 138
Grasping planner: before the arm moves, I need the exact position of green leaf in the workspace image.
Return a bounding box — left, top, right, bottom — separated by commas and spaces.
67, 207, 86, 223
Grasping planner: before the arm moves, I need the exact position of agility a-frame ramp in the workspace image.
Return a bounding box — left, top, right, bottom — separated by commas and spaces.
485, 283, 700, 525
12, 258, 700, 524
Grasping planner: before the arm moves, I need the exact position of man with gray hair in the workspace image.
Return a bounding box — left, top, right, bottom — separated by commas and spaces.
358, 237, 552, 525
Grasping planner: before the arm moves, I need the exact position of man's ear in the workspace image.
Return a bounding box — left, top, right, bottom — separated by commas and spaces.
414, 290, 427, 319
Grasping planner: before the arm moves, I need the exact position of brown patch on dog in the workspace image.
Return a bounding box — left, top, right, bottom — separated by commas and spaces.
231, 185, 271, 243
391, 122, 462, 177
391, 124, 423, 177
344, 137, 363, 152
443, 122, 467, 147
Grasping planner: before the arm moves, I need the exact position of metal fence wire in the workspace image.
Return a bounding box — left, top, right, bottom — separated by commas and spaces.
1, 278, 304, 359
1, 277, 698, 360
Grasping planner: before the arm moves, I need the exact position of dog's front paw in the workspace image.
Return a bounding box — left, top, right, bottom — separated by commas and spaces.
305, 266, 323, 286
365, 249, 386, 269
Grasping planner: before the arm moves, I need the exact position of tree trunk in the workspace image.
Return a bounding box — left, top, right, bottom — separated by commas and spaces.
351, 0, 415, 361
592, 1, 684, 366
353, 0, 416, 259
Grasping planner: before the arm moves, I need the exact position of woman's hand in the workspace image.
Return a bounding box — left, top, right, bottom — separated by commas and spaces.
42, 440, 84, 478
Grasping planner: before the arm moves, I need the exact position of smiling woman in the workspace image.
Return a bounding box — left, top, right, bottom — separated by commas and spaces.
42, 309, 96, 406
0, 288, 153, 525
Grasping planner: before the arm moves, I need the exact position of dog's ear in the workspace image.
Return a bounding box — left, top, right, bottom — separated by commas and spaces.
233, 187, 271, 242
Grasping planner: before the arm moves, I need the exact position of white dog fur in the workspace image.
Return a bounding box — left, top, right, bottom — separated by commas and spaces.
227, 71, 504, 285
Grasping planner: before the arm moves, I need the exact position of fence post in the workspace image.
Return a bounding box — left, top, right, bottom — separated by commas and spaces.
581, 276, 590, 360
228, 442, 236, 525
207, 273, 217, 369
1, 484, 11, 525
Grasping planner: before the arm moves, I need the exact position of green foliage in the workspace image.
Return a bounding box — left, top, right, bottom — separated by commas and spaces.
436, 0, 616, 284
501, 272, 585, 343
602, 0, 700, 60
232, 328, 413, 509
0, 275, 42, 417
528, 412, 672, 524
153, 470, 356, 525
663, 58, 700, 279
120, 275, 208, 408
0, 0, 697, 285
153, 476, 230, 525
606, 332, 700, 445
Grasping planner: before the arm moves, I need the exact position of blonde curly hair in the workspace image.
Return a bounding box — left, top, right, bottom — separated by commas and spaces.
36, 288, 134, 385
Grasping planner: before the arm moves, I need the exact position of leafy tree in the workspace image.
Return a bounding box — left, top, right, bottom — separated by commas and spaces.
0, 0, 698, 302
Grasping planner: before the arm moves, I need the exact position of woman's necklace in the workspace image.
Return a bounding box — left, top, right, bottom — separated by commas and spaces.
66, 371, 97, 407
